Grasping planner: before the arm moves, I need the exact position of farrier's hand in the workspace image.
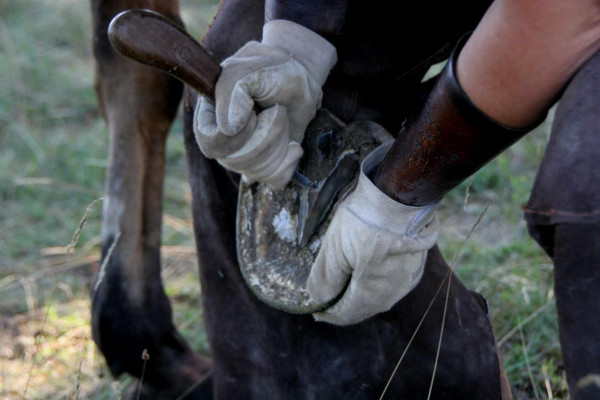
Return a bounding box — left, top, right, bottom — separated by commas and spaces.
307, 142, 439, 325
194, 20, 337, 188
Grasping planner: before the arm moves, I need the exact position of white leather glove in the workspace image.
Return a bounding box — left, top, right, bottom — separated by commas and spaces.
307, 141, 440, 325
194, 19, 337, 187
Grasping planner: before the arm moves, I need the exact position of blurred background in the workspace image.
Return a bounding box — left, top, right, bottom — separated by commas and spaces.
0, 0, 564, 398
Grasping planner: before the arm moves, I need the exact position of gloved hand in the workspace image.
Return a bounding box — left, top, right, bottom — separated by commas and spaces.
194, 19, 337, 187
307, 141, 439, 325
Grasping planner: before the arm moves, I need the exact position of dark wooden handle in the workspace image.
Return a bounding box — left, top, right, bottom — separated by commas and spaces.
108, 9, 221, 99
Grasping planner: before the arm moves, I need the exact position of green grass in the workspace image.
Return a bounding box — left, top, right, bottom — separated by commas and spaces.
437, 117, 567, 398
0, 0, 567, 399
0, 0, 218, 398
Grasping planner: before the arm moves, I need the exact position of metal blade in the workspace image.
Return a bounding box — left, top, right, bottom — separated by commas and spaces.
298, 152, 359, 247
291, 170, 317, 189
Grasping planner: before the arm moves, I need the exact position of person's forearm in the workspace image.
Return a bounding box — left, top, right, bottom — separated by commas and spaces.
458, 0, 600, 128
375, 0, 600, 206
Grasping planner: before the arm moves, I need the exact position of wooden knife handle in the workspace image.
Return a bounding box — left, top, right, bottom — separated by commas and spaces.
108, 9, 221, 99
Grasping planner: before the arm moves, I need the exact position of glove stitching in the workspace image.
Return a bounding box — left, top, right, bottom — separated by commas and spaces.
406, 203, 438, 235
344, 202, 420, 238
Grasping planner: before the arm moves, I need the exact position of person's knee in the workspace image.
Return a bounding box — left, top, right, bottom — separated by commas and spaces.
525, 222, 555, 258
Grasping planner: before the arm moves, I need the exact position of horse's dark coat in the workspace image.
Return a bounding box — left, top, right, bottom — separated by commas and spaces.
526, 50, 600, 400
90, 1, 521, 399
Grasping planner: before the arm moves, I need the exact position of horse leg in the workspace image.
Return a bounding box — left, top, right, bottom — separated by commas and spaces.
178, 2, 272, 397
90, 1, 211, 398
553, 225, 600, 399
525, 49, 600, 400
184, 6, 508, 400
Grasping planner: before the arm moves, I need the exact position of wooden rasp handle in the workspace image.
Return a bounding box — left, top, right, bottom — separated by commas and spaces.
108, 9, 318, 189
108, 9, 221, 99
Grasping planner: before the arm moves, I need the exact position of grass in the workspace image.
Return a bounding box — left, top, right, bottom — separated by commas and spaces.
437, 115, 566, 399
0, 0, 218, 398
0, 0, 567, 399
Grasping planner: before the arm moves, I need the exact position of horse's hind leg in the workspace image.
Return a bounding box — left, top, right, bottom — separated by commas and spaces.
525, 49, 600, 400
552, 225, 600, 399
90, 1, 211, 398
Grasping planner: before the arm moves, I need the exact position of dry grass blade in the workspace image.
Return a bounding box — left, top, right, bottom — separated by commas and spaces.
426, 203, 489, 399
18, 194, 100, 398
92, 231, 121, 297
497, 302, 552, 347
0, 254, 98, 293
377, 268, 452, 400
163, 214, 194, 234
136, 349, 150, 400
426, 265, 454, 400
18, 276, 36, 322
577, 374, 600, 391
380, 204, 489, 400
174, 375, 211, 400
76, 360, 82, 400
463, 176, 474, 210
22, 285, 57, 400
542, 364, 554, 399
66, 197, 104, 253
13, 178, 103, 197
519, 324, 541, 400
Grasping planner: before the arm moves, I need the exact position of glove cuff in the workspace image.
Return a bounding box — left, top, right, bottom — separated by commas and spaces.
262, 19, 337, 86
346, 141, 438, 236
